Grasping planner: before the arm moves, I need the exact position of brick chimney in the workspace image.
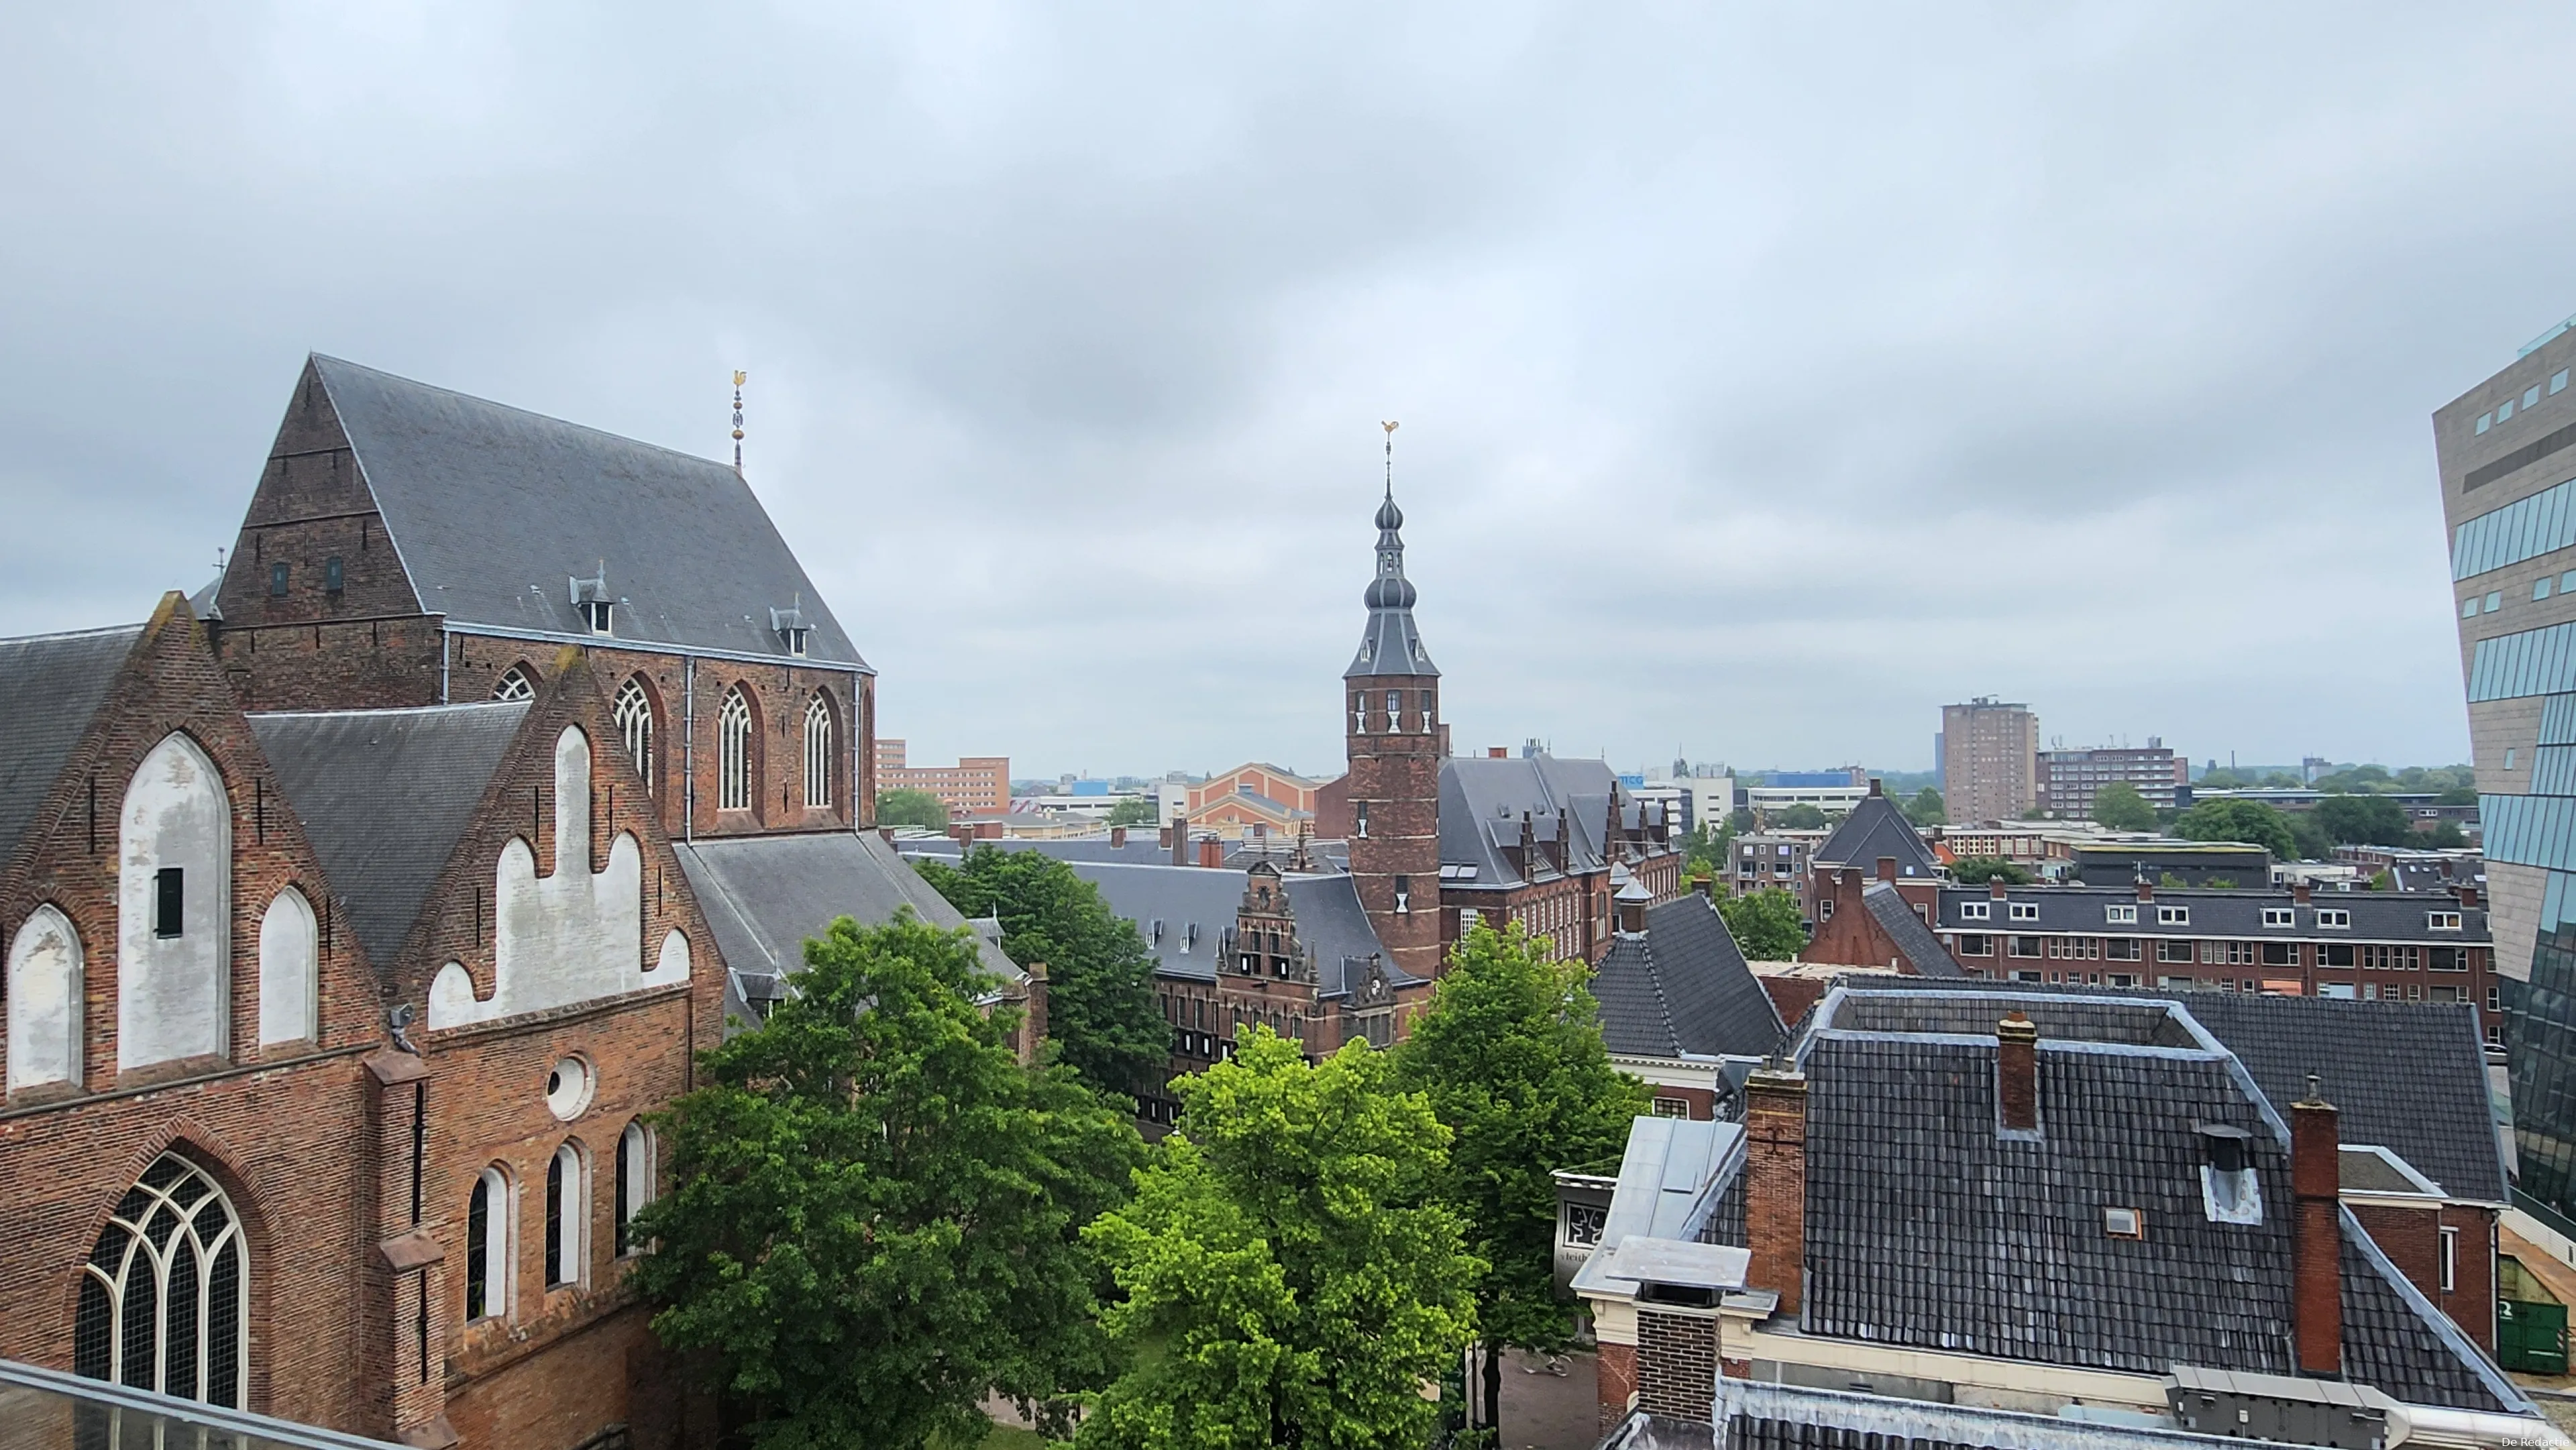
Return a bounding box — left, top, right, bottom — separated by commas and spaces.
1198, 836, 1224, 870
1158, 824, 1173, 850
1868, 777, 1883, 797
2457, 882, 2481, 908
2292, 879, 2313, 905
1878, 856, 1898, 883
2292, 1078, 2343, 1378
1172, 815, 1189, 867
1989, 875, 2008, 900
1743, 1064, 1809, 1317
1489, 745, 1508, 759
1695, 875, 1715, 901
1996, 1011, 2038, 1133
1110, 826, 1128, 849
2136, 877, 2155, 903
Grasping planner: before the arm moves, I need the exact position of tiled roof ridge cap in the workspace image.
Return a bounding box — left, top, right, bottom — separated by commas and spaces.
313, 353, 742, 478
0, 622, 146, 647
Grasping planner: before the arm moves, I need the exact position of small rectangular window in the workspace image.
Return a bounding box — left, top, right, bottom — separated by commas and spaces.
1962, 901, 1991, 921
269, 562, 289, 596
1958, 934, 1991, 956
2105, 903, 2137, 924
2563, 571, 2576, 595
2428, 911, 2463, 931
2008, 901, 2039, 922
2465, 596, 2483, 620
2542, 577, 2557, 602
2262, 942, 2297, 966
1651, 1097, 1689, 1119
2157, 905, 2190, 926
2261, 907, 2295, 928
154, 867, 184, 938
2528, 386, 2544, 409
2557, 370, 2571, 396
2487, 592, 2504, 612
2317, 909, 2351, 928
2507, 748, 2518, 771
2104, 1206, 2144, 1239
2440, 1226, 2459, 1292
2477, 412, 2493, 433
323, 555, 345, 594
2502, 399, 2516, 422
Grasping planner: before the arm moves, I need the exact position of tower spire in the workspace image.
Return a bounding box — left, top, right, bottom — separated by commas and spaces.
731, 370, 747, 475
1347, 422, 1436, 680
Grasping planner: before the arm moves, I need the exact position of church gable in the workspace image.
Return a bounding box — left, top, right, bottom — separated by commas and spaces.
215, 356, 425, 629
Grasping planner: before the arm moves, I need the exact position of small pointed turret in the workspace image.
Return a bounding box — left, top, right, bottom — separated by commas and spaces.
1348, 477, 1438, 679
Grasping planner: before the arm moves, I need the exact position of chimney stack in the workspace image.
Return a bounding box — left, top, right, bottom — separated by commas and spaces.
2292, 879, 2313, 906
1198, 836, 1224, 870
1695, 875, 1715, 901
1172, 815, 1189, 867
1110, 825, 1128, 849
1996, 1011, 2038, 1133
1878, 856, 1898, 883
1743, 1064, 1809, 1316
2136, 877, 2155, 903
1489, 746, 1508, 759
1988, 874, 2008, 900
1617, 878, 1652, 934
2292, 1078, 2343, 1378
2457, 882, 2480, 908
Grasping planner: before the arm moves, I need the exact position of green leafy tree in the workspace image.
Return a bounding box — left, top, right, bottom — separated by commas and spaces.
2090, 781, 2158, 832
875, 787, 950, 830
1777, 803, 1829, 830
2172, 799, 2298, 860
1726, 807, 1757, 834
2315, 793, 2413, 846
2287, 812, 2332, 862
2428, 819, 2468, 849
916, 845, 1171, 1098
1078, 1029, 1481, 1450
1104, 796, 1158, 828
1721, 887, 1808, 960
1393, 924, 1648, 1441
2196, 767, 2251, 789
1949, 856, 2033, 886
631, 912, 1140, 1450
1903, 787, 1947, 827
1682, 822, 1734, 876
2437, 786, 2478, 807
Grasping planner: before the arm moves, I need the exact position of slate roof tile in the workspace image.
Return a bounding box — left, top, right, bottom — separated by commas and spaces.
1593, 893, 1786, 1062
0, 625, 140, 865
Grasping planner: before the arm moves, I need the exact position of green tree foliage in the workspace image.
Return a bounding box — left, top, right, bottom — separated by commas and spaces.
1393, 924, 1648, 1439
2314, 793, 2413, 846
1683, 822, 1735, 876
2288, 812, 2332, 862
1726, 807, 1757, 834
1903, 787, 1947, 827
2090, 781, 2157, 832
631, 912, 1140, 1450
1948, 856, 2033, 886
1720, 887, 1808, 960
875, 787, 950, 830
2171, 800, 2298, 860
1777, 803, 1829, 830
2428, 819, 2468, 849
915, 845, 1171, 1098
1078, 1030, 1481, 1450
1104, 796, 1158, 828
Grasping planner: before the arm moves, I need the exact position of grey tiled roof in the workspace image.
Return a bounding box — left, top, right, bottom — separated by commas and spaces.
1812, 790, 1937, 877
1861, 881, 1965, 975
309, 355, 867, 669
674, 830, 1018, 992
1831, 978, 2509, 1207
1281, 872, 1409, 998
1935, 885, 2489, 944
0, 624, 140, 865
1593, 894, 1786, 1062
249, 702, 530, 968
1437, 755, 1670, 891
1796, 1022, 2513, 1410
1704, 1379, 2275, 1450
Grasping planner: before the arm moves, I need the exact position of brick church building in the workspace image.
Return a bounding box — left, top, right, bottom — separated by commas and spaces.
0, 357, 1010, 1450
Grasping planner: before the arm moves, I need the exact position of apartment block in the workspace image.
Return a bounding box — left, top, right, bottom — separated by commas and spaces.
874, 738, 1010, 817
1941, 698, 2037, 824
2039, 739, 2186, 818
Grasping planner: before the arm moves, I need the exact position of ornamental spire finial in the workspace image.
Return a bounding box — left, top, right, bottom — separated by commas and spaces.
731, 370, 747, 475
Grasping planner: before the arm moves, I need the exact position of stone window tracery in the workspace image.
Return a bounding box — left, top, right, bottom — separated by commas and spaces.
74, 1154, 246, 1408
718, 687, 753, 811
803, 692, 834, 810
612, 677, 653, 795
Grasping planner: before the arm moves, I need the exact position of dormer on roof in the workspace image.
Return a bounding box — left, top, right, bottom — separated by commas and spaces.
768, 604, 809, 658
570, 565, 614, 636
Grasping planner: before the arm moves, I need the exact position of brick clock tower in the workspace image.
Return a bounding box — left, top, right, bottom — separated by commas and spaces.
1346, 459, 1447, 981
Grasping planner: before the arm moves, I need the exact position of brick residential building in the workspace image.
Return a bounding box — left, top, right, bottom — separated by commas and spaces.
2037, 740, 2186, 818
872, 740, 1008, 818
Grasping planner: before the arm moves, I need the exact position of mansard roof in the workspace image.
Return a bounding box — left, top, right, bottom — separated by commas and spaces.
248, 702, 530, 968
1812, 784, 1937, 877
1593, 894, 1786, 1063
301, 355, 867, 669
0, 624, 142, 865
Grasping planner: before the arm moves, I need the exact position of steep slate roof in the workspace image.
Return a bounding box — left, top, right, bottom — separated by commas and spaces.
1280, 872, 1413, 998
308, 355, 867, 669
1845, 977, 2506, 1206
1345, 490, 1438, 678
1437, 755, 1668, 892
249, 702, 530, 968
1789, 993, 2520, 1412
1862, 881, 1964, 975
1593, 894, 1786, 1062
1935, 885, 2489, 944
674, 832, 1019, 1006
1695, 1379, 2294, 1450
1811, 786, 1937, 877
0, 624, 140, 865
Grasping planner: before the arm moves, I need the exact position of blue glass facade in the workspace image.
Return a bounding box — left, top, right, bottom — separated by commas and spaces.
2487, 693, 2576, 1214
2454, 474, 2576, 579
2467, 620, 2576, 701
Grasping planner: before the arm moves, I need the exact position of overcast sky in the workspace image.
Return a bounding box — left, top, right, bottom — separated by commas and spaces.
5, 5, 2569, 781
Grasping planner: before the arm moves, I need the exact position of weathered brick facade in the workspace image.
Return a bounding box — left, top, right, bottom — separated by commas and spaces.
1344, 671, 1445, 983
1634, 1308, 1721, 1422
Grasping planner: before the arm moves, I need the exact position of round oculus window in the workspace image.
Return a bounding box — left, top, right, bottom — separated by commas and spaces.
545, 1056, 596, 1121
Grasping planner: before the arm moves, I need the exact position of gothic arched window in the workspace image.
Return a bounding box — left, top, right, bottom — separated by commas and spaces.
616, 1121, 656, 1257
493, 665, 535, 702
718, 687, 753, 812
802, 692, 835, 810
75, 1154, 247, 1407
546, 1143, 586, 1287
466, 1166, 508, 1321
612, 677, 654, 795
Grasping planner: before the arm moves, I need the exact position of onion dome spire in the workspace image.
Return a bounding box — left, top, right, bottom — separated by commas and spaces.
1347, 422, 1438, 679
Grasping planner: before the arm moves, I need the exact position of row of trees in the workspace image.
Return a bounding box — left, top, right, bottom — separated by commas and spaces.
633, 904, 1647, 1449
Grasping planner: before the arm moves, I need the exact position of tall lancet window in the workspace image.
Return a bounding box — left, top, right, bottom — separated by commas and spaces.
802, 691, 834, 809
76, 1155, 248, 1407
719, 687, 753, 811
613, 677, 653, 794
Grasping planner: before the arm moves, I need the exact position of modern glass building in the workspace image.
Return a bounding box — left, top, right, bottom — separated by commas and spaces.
2435, 313, 2576, 1215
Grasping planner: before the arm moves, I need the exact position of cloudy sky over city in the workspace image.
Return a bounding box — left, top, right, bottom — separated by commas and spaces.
5, 5, 2572, 779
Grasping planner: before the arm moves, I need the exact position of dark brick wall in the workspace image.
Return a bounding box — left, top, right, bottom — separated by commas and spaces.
1345, 674, 1444, 981
1596, 1339, 1637, 1430
2353, 1201, 2498, 1351
1635, 1309, 1719, 1421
